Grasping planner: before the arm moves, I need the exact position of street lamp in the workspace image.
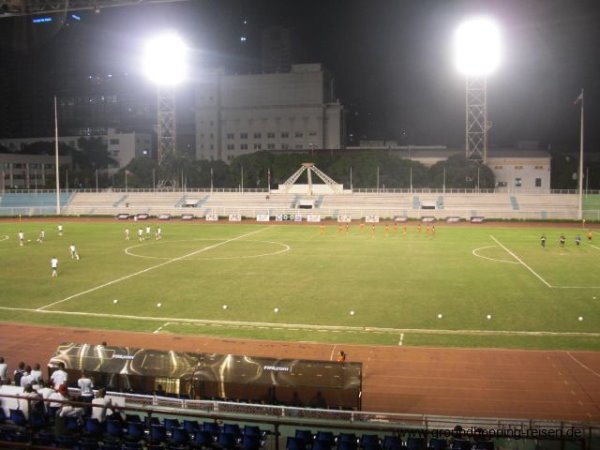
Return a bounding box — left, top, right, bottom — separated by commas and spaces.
454, 16, 501, 163
142, 32, 188, 186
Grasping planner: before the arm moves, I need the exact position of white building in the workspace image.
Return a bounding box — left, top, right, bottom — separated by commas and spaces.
0, 129, 152, 174
0, 153, 72, 190
195, 64, 345, 161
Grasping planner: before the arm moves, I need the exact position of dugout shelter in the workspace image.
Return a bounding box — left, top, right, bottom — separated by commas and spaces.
48, 343, 363, 410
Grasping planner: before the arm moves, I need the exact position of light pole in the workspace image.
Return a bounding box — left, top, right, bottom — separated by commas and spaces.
454, 17, 501, 163
142, 32, 188, 187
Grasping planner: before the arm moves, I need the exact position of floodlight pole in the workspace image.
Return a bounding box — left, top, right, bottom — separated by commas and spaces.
54, 96, 61, 215
465, 76, 488, 162
156, 85, 177, 187
577, 89, 584, 221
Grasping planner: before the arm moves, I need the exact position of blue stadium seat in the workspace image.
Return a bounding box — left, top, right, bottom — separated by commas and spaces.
295, 429, 314, 446
169, 427, 191, 449
382, 436, 403, 450
125, 420, 145, 442
360, 434, 381, 450
148, 424, 167, 445
242, 434, 262, 450
451, 440, 472, 450
9, 408, 27, 427
288, 436, 309, 450
164, 417, 181, 432
84, 417, 104, 437
192, 430, 215, 448
315, 431, 335, 446
407, 437, 426, 450
223, 422, 242, 439
183, 419, 201, 434
429, 438, 447, 450
218, 432, 239, 450
203, 421, 221, 437
313, 439, 333, 450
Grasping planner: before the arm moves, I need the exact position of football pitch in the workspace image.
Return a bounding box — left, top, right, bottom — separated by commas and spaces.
0, 220, 599, 350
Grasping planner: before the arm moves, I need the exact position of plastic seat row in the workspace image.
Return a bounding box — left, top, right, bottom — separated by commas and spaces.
286, 431, 495, 450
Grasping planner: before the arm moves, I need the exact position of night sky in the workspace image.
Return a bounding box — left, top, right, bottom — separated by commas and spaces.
1, 0, 599, 151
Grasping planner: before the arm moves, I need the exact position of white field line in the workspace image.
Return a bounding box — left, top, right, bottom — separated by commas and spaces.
591, 244, 600, 251
489, 235, 552, 288
0, 235, 9, 242
1, 306, 599, 338
37, 227, 272, 311
398, 333, 404, 346
566, 352, 600, 378
153, 322, 170, 334
472, 246, 519, 264
329, 345, 337, 361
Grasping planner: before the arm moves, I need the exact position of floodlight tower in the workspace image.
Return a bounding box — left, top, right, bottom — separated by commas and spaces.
454, 17, 501, 163
142, 32, 188, 184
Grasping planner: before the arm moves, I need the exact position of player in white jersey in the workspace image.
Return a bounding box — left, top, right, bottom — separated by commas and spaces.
51, 257, 59, 277
69, 244, 80, 260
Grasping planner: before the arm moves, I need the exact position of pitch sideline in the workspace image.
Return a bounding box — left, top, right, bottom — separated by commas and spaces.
1, 305, 598, 339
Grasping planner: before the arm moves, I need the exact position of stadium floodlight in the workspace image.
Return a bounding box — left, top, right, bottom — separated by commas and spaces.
142, 32, 188, 86
454, 16, 501, 77
453, 16, 502, 162
142, 32, 188, 186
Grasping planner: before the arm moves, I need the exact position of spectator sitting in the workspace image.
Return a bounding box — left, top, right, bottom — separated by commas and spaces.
91, 388, 113, 423
0, 357, 7, 384
36, 380, 55, 413
77, 370, 94, 402
13, 361, 26, 386
18, 383, 41, 420
20, 365, 33, 387
50, 362, 68, 390
30, 363, 43, 384
336, 351, 346, 362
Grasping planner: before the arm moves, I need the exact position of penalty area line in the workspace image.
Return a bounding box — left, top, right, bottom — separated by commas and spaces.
37, 226, 272, 311
490, 235, 552, 288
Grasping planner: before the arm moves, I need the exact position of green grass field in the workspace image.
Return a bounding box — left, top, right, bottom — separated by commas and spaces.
0, 220, 598, 350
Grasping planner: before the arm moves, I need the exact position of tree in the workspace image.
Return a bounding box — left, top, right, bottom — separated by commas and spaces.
429, 154, 495, 190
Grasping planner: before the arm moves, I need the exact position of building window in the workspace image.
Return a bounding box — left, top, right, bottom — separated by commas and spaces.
295, 144, 303, 149
535, 165, 544, 170
253, 132, 262, 139
267, 132, 275, 139
267, 144, 275, 150
295, 132, 303, 138
110, 138, 119, 145
281, 143, 289, 150
494, 166, 503, 170
226, 133, 234, 139
535, 178, 542, 187
281, 132, 289, 138
253, 143, 262, 150
309, 132, 317, 136
514, 166, 523, 170
240, 133, 248, 139
515, 178, 522, 187
227, 144, 234, 150
240, 144, 248, 150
